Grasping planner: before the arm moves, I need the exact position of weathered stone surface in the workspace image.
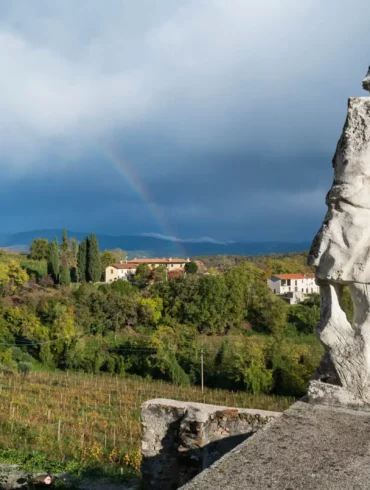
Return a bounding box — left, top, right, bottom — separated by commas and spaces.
309, 97, 370, 283
181, 401, 370, 490
0, 465, 52, 489
141, 398, 280, 490
308, 96, 370, 407
363, 66, 370, 92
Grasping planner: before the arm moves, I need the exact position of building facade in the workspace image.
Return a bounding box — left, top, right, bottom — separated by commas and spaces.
105, 257, 190, 282
268, 273, 319, 304
105, 263, 137, 282
130, 257, 190, 270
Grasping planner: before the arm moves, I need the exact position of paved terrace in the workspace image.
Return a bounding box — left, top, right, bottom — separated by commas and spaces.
181, 401, 370, 490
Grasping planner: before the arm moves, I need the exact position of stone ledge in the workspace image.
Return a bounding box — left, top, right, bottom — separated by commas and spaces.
180, 400, 370, 490
141, 398, 281, 490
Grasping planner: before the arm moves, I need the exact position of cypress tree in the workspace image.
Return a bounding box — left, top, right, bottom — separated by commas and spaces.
47, 238, 60, 283
61, 228, 69, 253
71, 237, 78, 260
87, 233, 101, 283
59, 267, 71, 286
77, 238, 88, 282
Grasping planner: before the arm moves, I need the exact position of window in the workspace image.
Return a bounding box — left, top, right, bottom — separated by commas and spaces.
171, 264, 174, 268
111, 269, 114, 274
295, 287, 298, 292
302, 288, 304, 292
274, 289, 276, 294
287, 280, 291, 286
295, 280, 298, 286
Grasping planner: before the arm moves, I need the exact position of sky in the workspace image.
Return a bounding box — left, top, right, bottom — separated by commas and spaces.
1, 0, 370, 242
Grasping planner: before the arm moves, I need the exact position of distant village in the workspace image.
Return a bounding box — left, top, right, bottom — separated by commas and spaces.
106, 256, 318, 305
105, 257, 192, 282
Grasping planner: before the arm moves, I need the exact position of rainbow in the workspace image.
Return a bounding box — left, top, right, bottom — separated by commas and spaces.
97, 142, 187, 257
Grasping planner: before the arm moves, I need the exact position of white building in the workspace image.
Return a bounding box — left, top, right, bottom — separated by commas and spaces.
105, 263, 137, 282
268, 273, 319, 304
104, 257, 190, 282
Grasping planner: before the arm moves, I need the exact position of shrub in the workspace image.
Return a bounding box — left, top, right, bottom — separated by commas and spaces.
18, 362, 32, 375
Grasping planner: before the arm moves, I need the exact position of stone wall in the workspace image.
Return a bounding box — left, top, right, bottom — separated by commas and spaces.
141, 398, 281, 490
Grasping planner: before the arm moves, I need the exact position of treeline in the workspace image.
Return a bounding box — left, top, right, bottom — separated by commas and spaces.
0, 249, 326, 396
194, 252, 313, 275
29, 230, 126, 285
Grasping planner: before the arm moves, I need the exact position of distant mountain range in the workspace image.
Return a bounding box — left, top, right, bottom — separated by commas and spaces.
0, 229, 311, 258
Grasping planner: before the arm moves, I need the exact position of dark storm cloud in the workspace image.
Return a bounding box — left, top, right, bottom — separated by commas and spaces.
1, 0, 370, 239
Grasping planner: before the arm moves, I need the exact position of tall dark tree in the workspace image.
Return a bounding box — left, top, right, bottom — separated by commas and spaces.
71, 237, 78, 260
77, 237, 88, 282
61, 228, 69, 253
47, 238, 60, 283
87, 233, 101, 283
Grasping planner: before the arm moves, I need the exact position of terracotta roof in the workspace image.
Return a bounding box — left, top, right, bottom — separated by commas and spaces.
271, 273, 315, 280
110, 263, 137, 270
130, 257, 188, 264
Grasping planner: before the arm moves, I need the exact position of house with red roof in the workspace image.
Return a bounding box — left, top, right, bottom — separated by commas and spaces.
268, 273, 319, 304
105, 263, 137, 282
105, 257, 190, 282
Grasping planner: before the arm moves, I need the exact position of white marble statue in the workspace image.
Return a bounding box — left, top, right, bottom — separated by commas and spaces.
308, 74, 370, 407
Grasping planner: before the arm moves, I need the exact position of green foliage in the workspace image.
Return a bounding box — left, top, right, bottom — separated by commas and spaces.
60, 267, 71, 286
47, 239, 60, 283
138, 297, 163, 326
71, 237, 78, 259
29, 238, 50, 261
77, 238, 88, 282
18, 361, 32, 374
87, 233, 101, 283
0, 260, 29, 293
0, 247, 327, 397
61, 228, 69, 253
270, 337, 323, 396
185, 261, 198, 274
288, 294, 320, 334
342, 286, 354, 323
20, 259, 47, 280
133, 264, 151, 288
151, 265, 167, 282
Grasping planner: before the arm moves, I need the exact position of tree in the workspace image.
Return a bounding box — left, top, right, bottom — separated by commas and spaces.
138, 297, 163, 326
152, 265, 167, 282
61, 228, 69, 253
135, 264, 151, 281
185, 261, 198, 274
77, 238, 88, 282
0, 261, 29, 293
60, 267, 71, 286
47, 239, 60, 283
100, 250, 117, 279
71, 237, 78, 260
87, 233, 101, 283
111, 249, 127, 262
29, 238, 49, 260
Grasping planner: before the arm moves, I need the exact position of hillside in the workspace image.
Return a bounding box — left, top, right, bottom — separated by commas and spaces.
0, 229, 311, 257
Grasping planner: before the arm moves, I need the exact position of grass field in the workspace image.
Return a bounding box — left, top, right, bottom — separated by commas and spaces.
0, 371, 294, 475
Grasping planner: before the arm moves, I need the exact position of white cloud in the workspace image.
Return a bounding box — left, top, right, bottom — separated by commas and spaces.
141, 232, 230, 244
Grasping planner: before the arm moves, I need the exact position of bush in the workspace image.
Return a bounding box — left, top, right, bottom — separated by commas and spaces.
18, 362, 32, 375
